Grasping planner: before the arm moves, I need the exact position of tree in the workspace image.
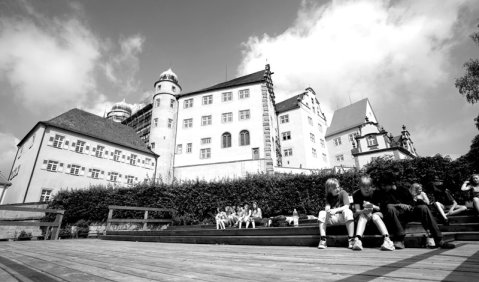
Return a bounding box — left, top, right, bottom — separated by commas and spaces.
455, 27, 479, 129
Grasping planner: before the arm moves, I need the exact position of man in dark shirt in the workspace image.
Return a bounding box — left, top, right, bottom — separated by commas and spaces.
432, 176, 466, 224
376, 173, 454, 249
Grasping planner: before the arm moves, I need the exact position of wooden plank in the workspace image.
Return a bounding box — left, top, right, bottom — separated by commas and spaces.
108, 218, 172, 223
0, 221, 59, 227
108, 205, 176, 213
0, 206, 64, 214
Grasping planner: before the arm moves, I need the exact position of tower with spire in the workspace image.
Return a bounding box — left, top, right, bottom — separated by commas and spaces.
150, 69, 181, 183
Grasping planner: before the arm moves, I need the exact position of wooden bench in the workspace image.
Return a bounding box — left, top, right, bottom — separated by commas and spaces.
106, 205, 176, 231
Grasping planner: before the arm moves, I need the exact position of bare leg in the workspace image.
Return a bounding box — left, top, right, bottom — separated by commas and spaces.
238, 221, 242, 229
245, 220, 250, 229
435, 202, 448, 221
346, 220, 354, 237
447, 205, 467, 216
372, 213, 389, 235
319, 221, 326, 236
355, 214, 368, 237
252, 220, 256, 229
473, 198, 479, 214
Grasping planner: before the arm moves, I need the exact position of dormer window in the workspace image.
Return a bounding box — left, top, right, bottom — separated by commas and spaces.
367, 135, 378, 147
157, 85, 161, 91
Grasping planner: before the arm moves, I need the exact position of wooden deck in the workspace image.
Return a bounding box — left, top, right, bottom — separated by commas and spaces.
0, 239, 478, 281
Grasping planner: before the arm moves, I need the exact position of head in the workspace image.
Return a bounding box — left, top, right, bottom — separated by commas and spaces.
325, 178, 341, 196
471, 174, 479, 185
252, 201, 258, 209
359, 175, 373, 196
244, 204, 249, 210
378, 172, 396, 192
410, 183, 422, 196
432, 176, 443, 187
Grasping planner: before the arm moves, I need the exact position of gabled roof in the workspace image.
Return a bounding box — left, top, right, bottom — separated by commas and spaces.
181, 69, 266, 97
325, 98, 370, 137
276, 94, 303, 114
0, 171, 11, 186
33, 108, 154, 155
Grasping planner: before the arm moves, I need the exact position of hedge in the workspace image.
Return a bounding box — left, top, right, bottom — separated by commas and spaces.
47, 154, 477, 227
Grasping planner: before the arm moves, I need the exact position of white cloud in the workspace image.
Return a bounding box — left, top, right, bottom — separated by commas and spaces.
0, 4, 100, 109
238, 0, 470, 121
0, 132, 18, 177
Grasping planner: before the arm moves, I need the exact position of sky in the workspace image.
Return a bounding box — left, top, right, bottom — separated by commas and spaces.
0, 0, 478, 176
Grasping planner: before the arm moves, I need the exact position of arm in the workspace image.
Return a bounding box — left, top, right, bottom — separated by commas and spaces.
325, 203, 331, 212
421, 192, 430, 205
331, 191, 351, 214
461, 181, 471, 191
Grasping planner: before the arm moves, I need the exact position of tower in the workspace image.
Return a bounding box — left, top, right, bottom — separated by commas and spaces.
106, 99, 132, 122
150, 69, 181, 183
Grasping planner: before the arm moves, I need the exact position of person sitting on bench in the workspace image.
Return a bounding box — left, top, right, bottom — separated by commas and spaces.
461, 173, 479, 215
431, 176, 466, 225
352, 175, 395, 251
248, 201, 263, 228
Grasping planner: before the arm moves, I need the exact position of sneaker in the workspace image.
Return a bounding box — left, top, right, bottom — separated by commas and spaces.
393, 241, 405, 249
438, 240, 455, 249
352, 238, 363, 251
348, 238, 355, 249
318, 240, 327, 249
381, 237, 395, 251
426, 237, 436, 249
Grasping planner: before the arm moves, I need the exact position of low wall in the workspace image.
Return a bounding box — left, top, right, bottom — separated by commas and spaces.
0, 202, 47, 240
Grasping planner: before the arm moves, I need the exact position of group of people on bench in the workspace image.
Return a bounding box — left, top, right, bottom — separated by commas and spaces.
216, 202, 264, 229
318, 173, 479, 251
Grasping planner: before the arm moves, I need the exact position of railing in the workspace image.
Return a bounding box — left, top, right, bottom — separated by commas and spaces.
106, 205, 176, 231
0, 206, 65, 240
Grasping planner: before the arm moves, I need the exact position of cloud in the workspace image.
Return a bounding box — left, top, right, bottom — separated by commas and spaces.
0, 2, 100, 109
238, 0, 470, 119
0, 132, 18, 177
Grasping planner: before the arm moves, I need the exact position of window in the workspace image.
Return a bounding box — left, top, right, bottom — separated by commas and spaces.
202, 95, 213, 105
252, 148, 260, 160
155, 98, 160, 107
322, 153, 327, 162
201, 115, 212, 126
96, 146, 104, 158
239, 110, 250, 120
130, 154, 137, 165
318, 123, 323, 133
91, 169, 100, 179
172, 86, 176, 92
282, 131, 291, 141
308, 116, 313, 125
336, 154, 344, 162
222, 132, 232, 148
222, 92, 232, 102
284, 148, 293, 156
221, 112, 233, 123
154, 118, 158, 127
184, 98, 193, 108
75, 141, 85, 153
114, 150, 121, 161
127, 175, 135, 184
349, 133, 358, 143
170, 99, 175, 108
176, 144, 183, 154
280, 115, 289, 124
312, 148, 317, 158
40, 189, 53, 202
201, 138, 211, 144
240, 130, 250, 146
186, 143, 192, 153
30, 133, 35, 148
145, 158, 151, 165
157, 85, 161, 91
310, 133, 315, 143
69, 164, 80, 175
320, 139, 325, 148
367, 135, 378, 147
183, 118, 193, 128
200, 148, 211, 159
53, 135, 64, 148
333, 137, 342, 146
109, 172, 119, 182
151, 142, 155, 149
239, 89, 250, 99
168, 119, 173, 128
47, 160, 58, 172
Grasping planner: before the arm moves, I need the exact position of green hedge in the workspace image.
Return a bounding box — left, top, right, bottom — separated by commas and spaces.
47, 154, 476, 227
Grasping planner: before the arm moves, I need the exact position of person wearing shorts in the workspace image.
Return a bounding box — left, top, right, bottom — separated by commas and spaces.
352, 175, 394, 251
432, 176, 466, 224
317, 178, 354, 249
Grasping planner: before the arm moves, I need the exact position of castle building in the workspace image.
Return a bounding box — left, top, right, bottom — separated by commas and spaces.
2, 109, 157, 204
106, 99, 133, 123
276, 87, 329, 170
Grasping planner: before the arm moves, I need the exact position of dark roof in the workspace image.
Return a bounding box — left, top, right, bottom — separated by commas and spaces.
181, 69, 265, 97
0, 171, 11, 186
325, 98, 370, 137
276, 94, 303, 113
41, 108, 154, 155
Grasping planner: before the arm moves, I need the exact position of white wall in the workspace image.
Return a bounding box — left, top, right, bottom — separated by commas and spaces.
175, 159, 266, 182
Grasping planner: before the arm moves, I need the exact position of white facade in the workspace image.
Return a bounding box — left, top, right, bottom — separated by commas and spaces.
3, 124, 156, 204
277, 88, 329, 170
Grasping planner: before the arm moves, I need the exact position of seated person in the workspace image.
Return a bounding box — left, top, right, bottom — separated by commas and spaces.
431, 177, 466, 224
248, 201, 263, 229
461, 173, 479, 215
317, 178, 355, 249
409, 183, 430, 205
215, 207, 227, 230
238, 204, 251, 229
376, 173, 454, 249
352, 175, 394, 251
